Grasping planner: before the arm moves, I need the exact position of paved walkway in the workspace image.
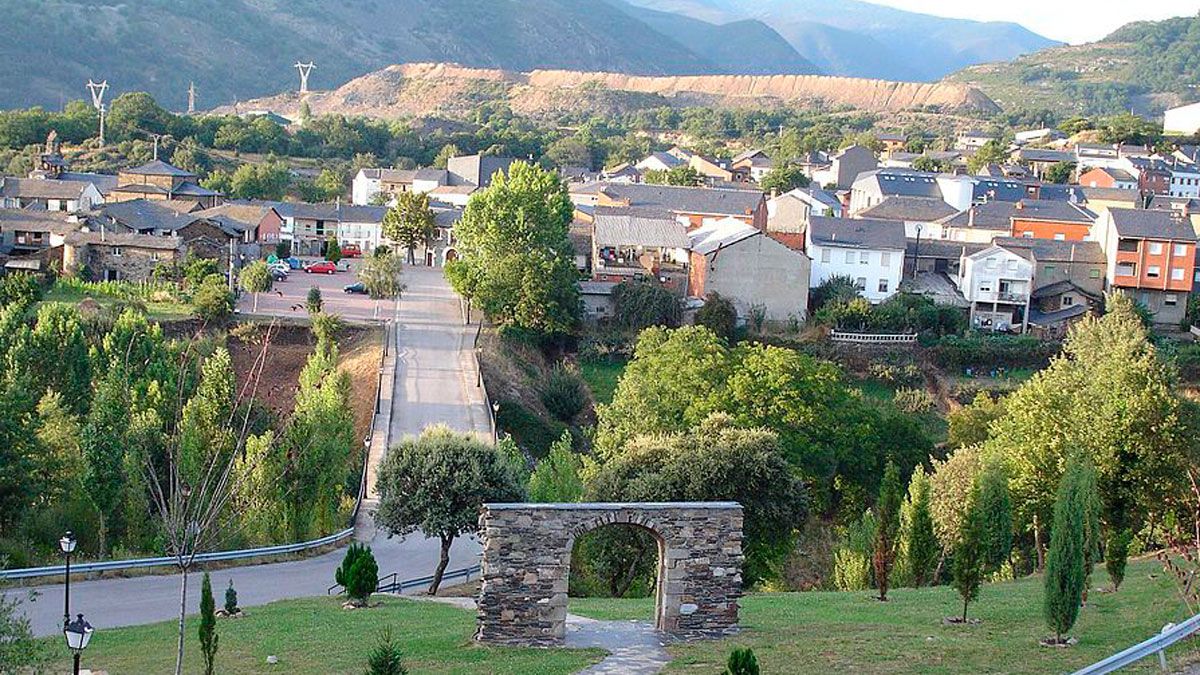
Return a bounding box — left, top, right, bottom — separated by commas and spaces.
4, 263, 489, 637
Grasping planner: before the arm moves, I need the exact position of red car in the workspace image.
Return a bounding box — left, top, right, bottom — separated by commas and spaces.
304, 261, 338, 275
341, 244, 363, 258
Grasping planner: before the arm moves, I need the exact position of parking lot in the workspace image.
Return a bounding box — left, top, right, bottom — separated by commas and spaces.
236, 257, 398, 322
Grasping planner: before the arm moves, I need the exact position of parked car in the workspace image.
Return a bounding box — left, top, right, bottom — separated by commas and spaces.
341, 244, 363, 258
270, 268, 289, 282
268, 261, 289, 275
304, 261, 338, 275
343, 282, 367, 294
284, 256, 303, 270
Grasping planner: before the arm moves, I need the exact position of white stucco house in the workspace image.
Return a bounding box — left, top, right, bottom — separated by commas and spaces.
805, 215, 906, 303
957, 244, 1033, 332
1165, 102, 1200, 137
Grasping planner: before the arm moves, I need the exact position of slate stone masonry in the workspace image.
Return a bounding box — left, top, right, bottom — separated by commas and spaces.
475, 502, 744, 646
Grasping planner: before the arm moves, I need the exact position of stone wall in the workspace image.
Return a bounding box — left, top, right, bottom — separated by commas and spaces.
476, 502, 743, 647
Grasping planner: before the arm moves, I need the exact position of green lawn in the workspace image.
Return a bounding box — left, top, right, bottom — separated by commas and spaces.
571, 559, 1197, 674
42, 284, 192, 320
579, 359, 626, 406
54, 596, 603, 675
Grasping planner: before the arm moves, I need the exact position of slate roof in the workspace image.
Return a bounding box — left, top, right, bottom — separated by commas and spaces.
122, 160, 196, 178
0, 209, 79, 234
688, 218, 761, 255
93, 199, 199, 233
855, 169, 942, 199
59, 172, 119, 195
446, 155, 516, 188
1010, 200, 1097, 224
432, 208, 462, 229
1016, 148, 1076, 164
598, 183, 763, 217
1080, 187, 1140, 204
0, 177, 89, 200
194, 203, 278, 227
973, 177, 1028, 203
992, 237, 1107, 264
593, 208, 689, 249
1031, 279, 1102, 301
65, 231, 184, 250
857, 196, 957, 222
940, 201, 1021, 230
269, 202, 387, 223
1028, 304, 1091, 326
1085, 167, 1137, 182
808, 215, 906, 250
1107, 208, 1198, 241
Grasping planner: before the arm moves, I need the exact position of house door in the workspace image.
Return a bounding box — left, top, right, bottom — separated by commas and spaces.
104, 269, 119, 282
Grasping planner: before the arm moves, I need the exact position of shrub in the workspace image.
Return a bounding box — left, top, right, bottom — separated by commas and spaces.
0, 273, 43, 307
611, 278, 680, 330
364, 627, 407, 675
496, 399, 567, 458
224, 579, 239, 615
311, 312, 343, 346
928, 334, 1058, 371
833, 510, 877, 591
275, 241, 291, 259
192, 274, 233, 322
326, 237, 342, 263
696, 293, 738, 342
810, 275, 860, 313
336, 543, 368, 591
540, 365, 587, 422
893, 387, 935, 414
338, 543, 379, 605
723, 647, 760, 675
868, 362, 922, 387
306, 286, 324, 315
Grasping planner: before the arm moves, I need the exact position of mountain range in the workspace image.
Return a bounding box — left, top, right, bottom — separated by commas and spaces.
0, 0, 1055, 111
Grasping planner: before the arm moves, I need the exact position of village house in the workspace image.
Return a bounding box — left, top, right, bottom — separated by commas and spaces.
993, 237, 1106, 336
766, 187, 842, 235
806, 215, 906, 303
937, 201, 1022, 244
1093, 206, 1198, 324
957, 244, 1034, 332
1012, 148, 1076, 179
595, 183, 767, 231
0, 209, 79, 256
687, 217, 811, 323
635, 151, 685, 174
856, 195, 959, 238
590, 207, 690, 291
0, 177, 103, 212
810, 145, 878, 190
876, 132, 907, 153
1165, 101, 1200, 136
1008, 200, 1097, 241
62, 231, 185, 282
1168, 159, 1200, 199
731, 149, 774, 183
108, 160, 222, 208
955, 130, 994, 152
1079, 166, 1138, 191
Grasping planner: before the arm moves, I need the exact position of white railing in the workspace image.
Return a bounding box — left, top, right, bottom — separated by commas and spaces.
830, 331, 918, 344
1073, 612, 1200, 674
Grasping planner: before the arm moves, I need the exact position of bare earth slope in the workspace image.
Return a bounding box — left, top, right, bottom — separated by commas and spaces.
220, 62, 999, 120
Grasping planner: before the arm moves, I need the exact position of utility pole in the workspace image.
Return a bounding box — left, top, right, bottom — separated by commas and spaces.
187, 82, 196, 115
86, 80, 108, 147
294, 62, 316, 95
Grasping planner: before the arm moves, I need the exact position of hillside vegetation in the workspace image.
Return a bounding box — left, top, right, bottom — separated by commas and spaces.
947, 13, 1200, 117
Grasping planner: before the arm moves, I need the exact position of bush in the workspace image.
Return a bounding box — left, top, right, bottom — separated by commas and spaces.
540, 365, 587, 422
275, 241, 291, 259
893, 387, 935, 414
311, 312, 343, 345
833, 510, 877, 591
696, 293, 738, 341
611, 279, 681, 330
928, 334, 1059, 371
723, 647, 760, 675
0, 273, 43, 307
868, 362, 922, 387
224, 579, 239, 615
199, 572, 219, 675
810, 275, 860, 313
337, 543, 378, 605
364, 627, 407, 675
816, 293, 965, 336
192, 274, 233, 322
496, 399, 567, 458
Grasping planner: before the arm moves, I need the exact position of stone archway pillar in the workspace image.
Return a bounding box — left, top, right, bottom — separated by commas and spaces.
475, 502, 743, 646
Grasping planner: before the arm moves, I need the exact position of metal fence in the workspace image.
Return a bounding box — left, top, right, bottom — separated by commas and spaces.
329, 564, 482, 596
830, 331, 919, 344
1073, 612, 1200, 674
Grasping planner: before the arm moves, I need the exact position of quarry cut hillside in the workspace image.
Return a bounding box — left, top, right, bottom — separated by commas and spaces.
221, 62, 1000, 120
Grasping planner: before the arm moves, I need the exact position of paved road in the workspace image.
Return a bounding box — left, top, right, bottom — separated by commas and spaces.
5, 263, 488, 637
236, 257, 389, 322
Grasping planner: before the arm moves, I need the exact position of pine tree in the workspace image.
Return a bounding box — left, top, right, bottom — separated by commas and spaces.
872, 461, 903, 601
364, 627, 407, 675
723, 647, 760, 675
1044, 456, 1091, 643
978, 459, 1013, 575
199, 572, 219, 675
224, 580, 239, 615
952, 482, 986, 622
1105, 529, 1133, 591
903, 467, 939, 587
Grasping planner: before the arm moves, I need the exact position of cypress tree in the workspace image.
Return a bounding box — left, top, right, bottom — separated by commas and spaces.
904, 467, 939, 588
199, 572, 219, 675
872, 461, 903, 601
978, 459, 1013, 575
1105, 529, 1133, 591
1044, 456, 1090, 643
952, 482, 986, 622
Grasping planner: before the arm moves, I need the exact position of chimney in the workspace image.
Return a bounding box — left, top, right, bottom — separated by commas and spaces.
1015, 200, 1025, 210
968, 206, 975, 228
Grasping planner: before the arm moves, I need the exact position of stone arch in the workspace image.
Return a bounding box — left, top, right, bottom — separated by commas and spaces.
476, 502, 743, 646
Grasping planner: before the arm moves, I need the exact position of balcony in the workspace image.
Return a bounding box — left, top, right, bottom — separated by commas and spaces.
997, 291, 1027, 303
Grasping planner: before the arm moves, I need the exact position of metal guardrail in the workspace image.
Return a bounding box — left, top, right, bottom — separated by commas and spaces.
1073, 612, 1200, 675
327, 565, 481, 596
0, 528, 355, 582
830, 331, 919, 344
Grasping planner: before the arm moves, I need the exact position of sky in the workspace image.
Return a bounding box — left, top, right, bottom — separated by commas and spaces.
871, 0, 1199, 44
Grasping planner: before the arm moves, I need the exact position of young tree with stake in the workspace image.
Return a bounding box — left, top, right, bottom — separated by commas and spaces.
239, 260, 273, 313
872, 461, 903, 601
952, 482, 986, 622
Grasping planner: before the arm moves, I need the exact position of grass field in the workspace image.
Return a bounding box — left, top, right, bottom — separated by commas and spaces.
53, 596, 603, 675
579, 359, 626, 406
570, 559, 1197, 674
42, 283, 192, 320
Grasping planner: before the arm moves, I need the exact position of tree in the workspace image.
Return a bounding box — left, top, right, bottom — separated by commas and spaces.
545, 136, 593, 169
952, 482, 986, 622
358, 252, 405, 301
432, 144, 459, 169
900, 467, 939, 587
446, 161, 579, 335
1105, 529, 1133, 591
374, 426, 525, 593
977, 459, 1013, 575
30, 303, 91, 413
382, 191, 436, 265
364, 627, 407, 675
306, 286, 323, 315
1044, 162, 1076, 184
239, 260, 273, 313
79, 370, 129, 557
199, 572, 219, 675
696, 293, 738, 342
193, 274, 233, 322
758, 164, 810, 194
912, 156, 949, 173
929, 446, 983, 553
611, 279, 681, 330
0, 593, 48, 672
810, 275, 860, 313
336, 543, 378, 606
644, 166, 703, 186
967, 139, 1008, 173
325, 238, 343, 263
723, 647, 760, 675
872, 461, 903, 601
947, 393, 1005, 449
1044, 456, 1092, 643
528, 432, 584, 502
224, 580, 239, 615
540, 367, 586, 422
314, 169, 345, 201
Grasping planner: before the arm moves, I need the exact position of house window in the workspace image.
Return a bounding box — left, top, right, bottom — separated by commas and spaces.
1116, 262, 1137, 276
880, 252, 891, 268
878, 279, 889, 294
855, 277, 867, 291
1173, 268, 1186, 281
860, 252, 870, 265
979, 282, 993, 293
1175, 244, 1189, 257
1053, 234, 1066, 241
1090, 268, 1101, 278
845, 251, 855, 264
1022, 232, 1034, 238
1118, 239, 1139, 252
112, 247, 123, 257
1063, 296, 1075, 307
1006, 260, 1018, 271
1166, 294, 1179, 306
821, 248, 831, 263
151, 252, 159, 262
1149, 242, 1164, 255
1147, 265, 1161, 278
1043, 265, 1056, 274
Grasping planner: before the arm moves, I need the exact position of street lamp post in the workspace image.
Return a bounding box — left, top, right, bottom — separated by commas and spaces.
64, 613, 94, 675
59, 531, 77, 627
913, 223, 923, 280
